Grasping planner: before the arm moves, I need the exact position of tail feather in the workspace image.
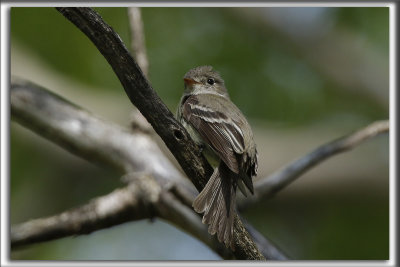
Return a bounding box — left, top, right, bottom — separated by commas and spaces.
223, 188, 235, 249
237, 179, 248, 197
192, 163, 236, 250
193, 169, 221, 214
241, 174, 254, 195
209, 191, 224, 235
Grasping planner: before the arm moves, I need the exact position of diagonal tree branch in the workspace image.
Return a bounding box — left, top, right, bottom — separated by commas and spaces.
11, 168, 232, 257
10, 169, 235, 258
155, 190, 235, 259
13, 7, 387, 260
54, 7, 212, 192
11, 78, 283, 259
10, 77, 183, 183
11, 178, 155, 249
11, 77, 386, 260
244, 120, 389, 206
55, 7, 264, 260
241, 217, 288, 260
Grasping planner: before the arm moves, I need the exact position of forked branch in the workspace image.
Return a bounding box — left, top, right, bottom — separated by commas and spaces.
55, 7, 264, 260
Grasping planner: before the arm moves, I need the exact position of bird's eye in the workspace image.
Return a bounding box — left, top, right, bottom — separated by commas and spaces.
207, 78, 215, 85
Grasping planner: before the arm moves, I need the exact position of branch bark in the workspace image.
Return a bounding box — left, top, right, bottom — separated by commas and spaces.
11, 169, 233, 257
55, 7, 211, 192
12, 7, 387, 260
241, 217, 288, 260
245, 120, 389, 206
10, 175, 235, 259
11, 78, 281, 259
10, 77, 182, 182
156, 190, 235, 259
11, 77, 386, 260
55, 7, 264, 260
11, 178, 155, 249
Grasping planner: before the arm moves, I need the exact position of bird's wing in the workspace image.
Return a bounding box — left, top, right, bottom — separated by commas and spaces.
182, 95, 245, 174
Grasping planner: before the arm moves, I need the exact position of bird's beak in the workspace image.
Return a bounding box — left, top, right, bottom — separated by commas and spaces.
184, 78, 200, 86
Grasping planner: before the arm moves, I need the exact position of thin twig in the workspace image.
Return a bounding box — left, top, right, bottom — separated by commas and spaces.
55, 7, 211, 191
11, 78, 283, 259
127, 7, 149, 78
127, 7, 154, 134
246, 120, 389, 205
55, 7, 264, 260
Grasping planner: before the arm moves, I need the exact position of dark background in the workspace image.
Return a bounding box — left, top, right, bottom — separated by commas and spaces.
10, 7, 389, 260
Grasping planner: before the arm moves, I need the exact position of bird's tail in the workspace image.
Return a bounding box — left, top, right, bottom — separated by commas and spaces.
193, 163, 236, 250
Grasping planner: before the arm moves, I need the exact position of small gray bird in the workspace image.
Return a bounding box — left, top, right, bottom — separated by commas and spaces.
176, 66, 258, 250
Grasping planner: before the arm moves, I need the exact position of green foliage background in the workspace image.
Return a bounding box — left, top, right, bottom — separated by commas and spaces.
10, 7, 389, 260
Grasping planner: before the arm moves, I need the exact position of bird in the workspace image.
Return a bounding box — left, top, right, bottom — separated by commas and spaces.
176, 65, 258, 250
